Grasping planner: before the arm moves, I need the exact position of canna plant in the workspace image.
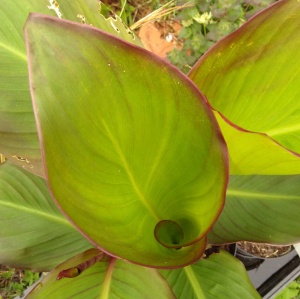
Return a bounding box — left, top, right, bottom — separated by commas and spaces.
1, 0, 300, 298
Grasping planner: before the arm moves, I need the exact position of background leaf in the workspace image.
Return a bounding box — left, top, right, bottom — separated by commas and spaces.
25, 14, 228, 268
0, 161, 92, 271
274, 280, 300, 299
189, 0, 300, 175
0, 1, 48, 176
0, 0, 142, 177
27, 249, 175, 299
161, 250, 260, 299
208, 175, 300, 244
214, 113, 300, 174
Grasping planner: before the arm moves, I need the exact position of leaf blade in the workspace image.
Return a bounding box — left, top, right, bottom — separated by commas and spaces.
25, 14, 228, 267
0, 162, 92, 271
208, 175, 300, 244
189, 0, 300, 174
0, 0, 142, 177
214, 112, 300, 174
161, 251, 260, 299
27, 249, 176, 299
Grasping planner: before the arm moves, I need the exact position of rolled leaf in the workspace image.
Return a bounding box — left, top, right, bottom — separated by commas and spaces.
189, 0, 300, 175
56, 252, 105, 280
0, 0, 142, 177
26, 249, 176, 299
208, 175, 300, 244
25, 14, 228, 267
0, 161, 92, 271
161, 250, 260, 299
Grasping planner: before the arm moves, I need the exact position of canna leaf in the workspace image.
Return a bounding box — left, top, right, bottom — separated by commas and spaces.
214, 113, 300, 174
27, 249, 176, 299
0, 1, 49, 176
0, 161, 92, 271
0, 0, 142, 177
189, 0, 300, 175
208, 175, 300, 244
161, 250, 260, 299
24, 14, 228, 268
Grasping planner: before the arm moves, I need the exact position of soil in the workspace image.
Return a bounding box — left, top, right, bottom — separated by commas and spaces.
100, 0, 182, 58
237, 241, 292, 258
138, 21, 181, 58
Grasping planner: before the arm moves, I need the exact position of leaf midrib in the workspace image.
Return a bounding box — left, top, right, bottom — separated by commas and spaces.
101, 119, 159, 221
0, 199, 72, 227
266, 123, 300, 137
184, 266, 205, 299
227, 189, 300, 200
0, 41, 27, 61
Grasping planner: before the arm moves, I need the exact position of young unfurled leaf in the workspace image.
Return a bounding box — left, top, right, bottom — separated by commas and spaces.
57, 252, 105, 280
27, 249, 175, 299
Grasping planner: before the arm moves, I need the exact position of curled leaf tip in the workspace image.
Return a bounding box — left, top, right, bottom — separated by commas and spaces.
56, 252, 105, 280
154, 220, 184, 249
57, 267, 79, 280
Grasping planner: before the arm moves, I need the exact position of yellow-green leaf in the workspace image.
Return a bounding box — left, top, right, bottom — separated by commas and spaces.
25, 14, 228, 267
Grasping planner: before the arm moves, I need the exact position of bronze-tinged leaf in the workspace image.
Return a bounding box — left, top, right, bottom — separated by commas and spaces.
189, 0, 300, 175
25, 14, 228, 267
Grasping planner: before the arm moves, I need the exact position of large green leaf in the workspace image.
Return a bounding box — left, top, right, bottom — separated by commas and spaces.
0, 1, 48, 176
161, 250, 260, 299
0, 161, 92, 271
208, 175, 300, 244
27, 249, 175, 299
0, 0, 142, 177
189, 0, 300, 175
25, 14, 228, 268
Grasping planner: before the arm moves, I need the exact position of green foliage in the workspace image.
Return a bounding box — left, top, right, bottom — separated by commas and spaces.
100, 0, 135, 25
0, 266, 40, 299
168, 0, 276, 73
26, 249, 176, 299
161, 250, 261, 299
274, 276, 300, 299
25, 12, 226, 268
188, 0, 300, 175
0, 162, 92, 271
208, 175, 300, 244
1, 0, 300, 298
100, 0, 169, 27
